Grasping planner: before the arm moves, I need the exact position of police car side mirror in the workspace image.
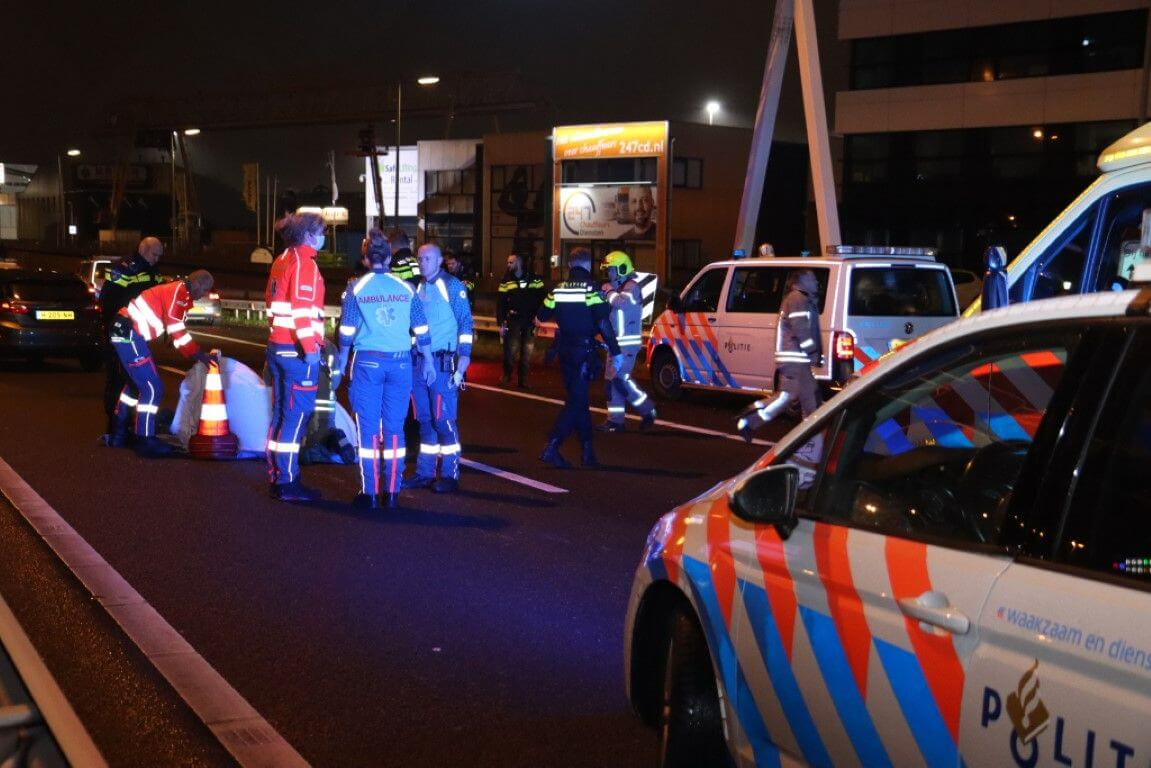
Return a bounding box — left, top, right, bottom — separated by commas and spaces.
667, 293, 684, 313
728, 465, 799, 537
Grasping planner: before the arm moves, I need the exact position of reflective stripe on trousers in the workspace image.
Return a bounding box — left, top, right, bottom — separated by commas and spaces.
111, 330, 162, 437
411, 367, 461, 480
349, 353, 412, 494
604, 349, 654, 424
266, 344, 318, 485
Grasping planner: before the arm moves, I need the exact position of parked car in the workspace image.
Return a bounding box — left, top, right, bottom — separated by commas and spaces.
647, 247, 959, 399
626, 286, 1151, 767
949, 267, 982, 309
0, 270, 103, 370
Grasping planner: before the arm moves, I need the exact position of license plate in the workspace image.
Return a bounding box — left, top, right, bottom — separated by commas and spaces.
36, 310, 74, 320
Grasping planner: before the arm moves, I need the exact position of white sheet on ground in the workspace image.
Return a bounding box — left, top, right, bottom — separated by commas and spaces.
171, 356, 355, 460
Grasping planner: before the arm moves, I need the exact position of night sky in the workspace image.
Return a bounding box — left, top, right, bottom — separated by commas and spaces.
7, 1, 844, 224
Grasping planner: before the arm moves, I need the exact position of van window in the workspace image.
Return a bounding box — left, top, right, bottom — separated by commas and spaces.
1093, 183, 1151, 291
1010, 207, 1096, 302
727, 267, 830, 313
681, 267, 727, 313
848, 267, 955, 317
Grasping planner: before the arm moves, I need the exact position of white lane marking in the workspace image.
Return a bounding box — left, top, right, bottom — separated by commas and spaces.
0, 594, 107, 766
460, 458, 568, 494
192, 330, 266, 349
464, 382, 775, 447
0, 457, 309, 768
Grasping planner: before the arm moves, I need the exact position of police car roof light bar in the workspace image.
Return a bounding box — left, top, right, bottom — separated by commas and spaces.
826, 245, 938, 261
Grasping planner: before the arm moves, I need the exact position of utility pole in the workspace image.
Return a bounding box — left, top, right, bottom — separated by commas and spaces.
395, 82, 402, 231
733, 0, 841, 255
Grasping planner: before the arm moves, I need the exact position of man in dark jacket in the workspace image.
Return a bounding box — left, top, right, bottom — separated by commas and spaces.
537, 248, 620, 468
496, 253, 545, 387
737, 269, 823, 442
98, 236, 164, 444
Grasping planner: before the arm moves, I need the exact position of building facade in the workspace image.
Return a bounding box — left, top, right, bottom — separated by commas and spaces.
835, 0, 1148, 269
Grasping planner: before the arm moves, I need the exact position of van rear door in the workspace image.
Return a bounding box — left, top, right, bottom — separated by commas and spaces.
846, 264, 957, 371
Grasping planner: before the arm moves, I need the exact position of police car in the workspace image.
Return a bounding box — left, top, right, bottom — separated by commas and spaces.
626, 284, 1151, 767
647, 248, 959, 399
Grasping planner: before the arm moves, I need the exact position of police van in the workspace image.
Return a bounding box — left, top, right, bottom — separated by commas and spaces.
968, 120, 1151, 312
626, 284, 1151, 767
647, 248, 959, 399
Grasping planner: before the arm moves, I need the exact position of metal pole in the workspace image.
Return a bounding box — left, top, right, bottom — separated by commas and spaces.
56, 155, 64, 247
794, 0, 841, 249
170, 132, 177, 254
733, 0, 794, 255
255, 164, 261, 247
395, 81, 402, 231
1141, 0, 1151, 123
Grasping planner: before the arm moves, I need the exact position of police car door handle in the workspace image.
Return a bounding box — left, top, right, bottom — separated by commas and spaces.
706, 316, 716, 323
897, 592, 970, 635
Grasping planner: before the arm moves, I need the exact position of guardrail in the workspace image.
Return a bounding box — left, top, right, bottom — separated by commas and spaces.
219, 300, 562, 338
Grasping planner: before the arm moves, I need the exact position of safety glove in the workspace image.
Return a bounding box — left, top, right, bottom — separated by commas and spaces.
450, 355, 470, 388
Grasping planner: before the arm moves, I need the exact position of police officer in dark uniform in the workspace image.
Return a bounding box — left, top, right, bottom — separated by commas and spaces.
737, 268, 823, 442
537, 248, 621, 468
98, 236, 164, 445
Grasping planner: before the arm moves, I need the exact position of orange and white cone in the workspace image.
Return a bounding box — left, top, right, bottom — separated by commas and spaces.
189, 350, 239, 460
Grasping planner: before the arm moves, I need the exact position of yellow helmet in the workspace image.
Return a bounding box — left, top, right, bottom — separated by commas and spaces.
603, 250, 635, 279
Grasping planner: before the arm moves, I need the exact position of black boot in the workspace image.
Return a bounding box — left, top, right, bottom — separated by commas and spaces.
540, 439, 571, 468
383, 492, 400, 509
581, 441, 599, 468
352, 493, 380, 509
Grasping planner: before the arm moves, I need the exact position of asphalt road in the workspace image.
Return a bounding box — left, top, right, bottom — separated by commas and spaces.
0, 329, 796, 767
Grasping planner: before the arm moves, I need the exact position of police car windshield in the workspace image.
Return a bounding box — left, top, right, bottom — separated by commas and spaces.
849, 267, 955, 317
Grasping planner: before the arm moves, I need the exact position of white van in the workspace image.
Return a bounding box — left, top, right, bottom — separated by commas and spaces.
647, 247, 959, 398
967, 121, 1151, 313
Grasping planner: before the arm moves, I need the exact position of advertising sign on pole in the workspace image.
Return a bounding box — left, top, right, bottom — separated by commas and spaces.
364, 147, 418, 217
558, 185, 658, 241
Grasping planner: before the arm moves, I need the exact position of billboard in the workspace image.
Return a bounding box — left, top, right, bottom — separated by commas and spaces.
553, 121, 668, 160
559, 184, 658, 241
364, 146, 418, 217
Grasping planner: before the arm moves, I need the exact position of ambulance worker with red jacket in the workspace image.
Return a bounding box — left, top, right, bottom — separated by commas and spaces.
107, 270, 213, 457
265, 212, 327, 502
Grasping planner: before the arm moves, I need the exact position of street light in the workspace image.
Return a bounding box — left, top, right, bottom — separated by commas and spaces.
706, 101, 721, 125
184, 128, 201, 136
66, 148, 81, 157
392, 75, 440, 230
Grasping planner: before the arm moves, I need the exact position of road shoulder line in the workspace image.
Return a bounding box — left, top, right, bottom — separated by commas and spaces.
0, 456, 310, 768
460, 458, 568, 493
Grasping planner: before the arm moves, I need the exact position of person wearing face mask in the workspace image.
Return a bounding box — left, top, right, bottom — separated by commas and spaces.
402, 243, 474, 494
265, 212, 328, 502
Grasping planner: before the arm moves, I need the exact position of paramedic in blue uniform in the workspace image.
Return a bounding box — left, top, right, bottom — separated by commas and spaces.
403, 244, 474, 494
337, 241, 436, 509
737, 268, 822, 442
537, 248, 621, 469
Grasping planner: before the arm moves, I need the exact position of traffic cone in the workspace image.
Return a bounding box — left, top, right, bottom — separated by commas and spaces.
189, 350, 239, 460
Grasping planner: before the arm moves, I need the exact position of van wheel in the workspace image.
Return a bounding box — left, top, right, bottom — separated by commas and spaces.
659, 607, 732, 768
651, 350, 683, 400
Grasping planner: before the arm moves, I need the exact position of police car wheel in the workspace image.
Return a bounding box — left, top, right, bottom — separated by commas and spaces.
658, 607, 732, 768
650, 351, 683, 401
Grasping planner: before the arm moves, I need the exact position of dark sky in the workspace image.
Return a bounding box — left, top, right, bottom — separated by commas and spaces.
6, 1, 845, 221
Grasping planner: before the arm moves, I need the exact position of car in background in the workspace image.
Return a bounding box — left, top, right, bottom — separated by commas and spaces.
949, 267, 982, 309
186, 288, 221, 325
78, 258, 113, 297
0, 270, 103, 370
626, 286, 1151, 767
